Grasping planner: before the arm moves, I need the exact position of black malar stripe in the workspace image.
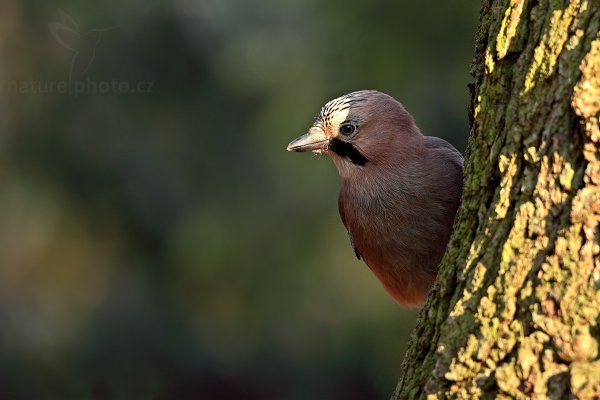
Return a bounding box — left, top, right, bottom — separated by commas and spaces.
329, 138, 369, 166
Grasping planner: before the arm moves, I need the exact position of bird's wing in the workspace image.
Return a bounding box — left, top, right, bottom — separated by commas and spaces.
48, 22, 82, 51
348, 228, 361, 260
424, 136, 464, 168
338, 192, 361, 260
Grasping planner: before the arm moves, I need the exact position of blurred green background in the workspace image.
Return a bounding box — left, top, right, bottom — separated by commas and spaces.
0, 1, 478, 399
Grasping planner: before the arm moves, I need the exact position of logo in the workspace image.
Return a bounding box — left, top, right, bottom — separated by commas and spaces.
4, 11, 154, 96
49, 11, 119, 84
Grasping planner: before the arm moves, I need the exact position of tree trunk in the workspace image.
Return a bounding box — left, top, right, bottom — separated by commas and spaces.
393, 0, 599, 398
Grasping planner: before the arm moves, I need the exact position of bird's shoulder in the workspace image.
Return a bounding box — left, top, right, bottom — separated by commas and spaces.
424, 136, 464, 169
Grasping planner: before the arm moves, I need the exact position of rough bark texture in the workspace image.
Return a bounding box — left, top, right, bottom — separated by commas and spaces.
393, 0, 599, 398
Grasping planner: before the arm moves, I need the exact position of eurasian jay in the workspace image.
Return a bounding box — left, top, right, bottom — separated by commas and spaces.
287, 90, 463, 306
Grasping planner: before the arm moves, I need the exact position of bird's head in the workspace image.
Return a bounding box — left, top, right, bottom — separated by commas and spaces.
287, 90, 422, 177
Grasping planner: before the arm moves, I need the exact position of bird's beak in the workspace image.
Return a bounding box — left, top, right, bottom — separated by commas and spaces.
286, 132, 329, 152
98, 25, 120, 32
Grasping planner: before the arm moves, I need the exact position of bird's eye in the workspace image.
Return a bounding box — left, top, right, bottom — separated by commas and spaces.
339, 124, 355, 135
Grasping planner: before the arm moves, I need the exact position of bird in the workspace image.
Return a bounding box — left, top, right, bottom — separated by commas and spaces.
49, 11, 119, 83
287, 90, 463, 306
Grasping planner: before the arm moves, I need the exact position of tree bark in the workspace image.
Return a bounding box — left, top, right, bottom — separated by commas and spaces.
393, 0, 599, 398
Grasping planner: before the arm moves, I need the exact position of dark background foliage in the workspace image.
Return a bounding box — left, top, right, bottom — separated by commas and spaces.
0, 1, 478, 398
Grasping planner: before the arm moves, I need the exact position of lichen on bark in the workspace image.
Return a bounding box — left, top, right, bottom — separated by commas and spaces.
393, 0, 599, 398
